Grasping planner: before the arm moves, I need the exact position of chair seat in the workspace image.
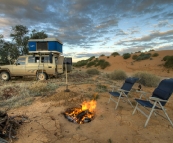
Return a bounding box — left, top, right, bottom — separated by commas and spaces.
135, 99, 161, 110
109, 92, 124, 97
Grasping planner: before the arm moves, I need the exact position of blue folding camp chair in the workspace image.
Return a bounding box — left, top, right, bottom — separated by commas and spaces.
108, 77, 139, 109
133, 78, 173, 127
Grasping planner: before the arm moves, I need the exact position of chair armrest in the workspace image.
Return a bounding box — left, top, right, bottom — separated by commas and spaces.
136, 90, 150, 99
118, 89, 130, 93
110, 85, 117, 88
109, 85, 118, 92
149, 97, 168, 102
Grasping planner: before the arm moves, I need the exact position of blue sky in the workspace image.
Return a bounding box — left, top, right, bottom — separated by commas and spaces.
0, 0, 173, 62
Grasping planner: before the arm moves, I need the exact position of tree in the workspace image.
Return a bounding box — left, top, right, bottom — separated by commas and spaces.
0, 41, 20, 64
10, 25, 29, 55
30, 29, 48, 39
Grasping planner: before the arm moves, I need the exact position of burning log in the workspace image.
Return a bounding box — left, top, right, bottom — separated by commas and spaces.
63, 100, 96, 124
0, 111, 29, 142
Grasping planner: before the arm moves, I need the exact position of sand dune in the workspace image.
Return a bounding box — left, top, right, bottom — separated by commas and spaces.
90, 50, 173, 77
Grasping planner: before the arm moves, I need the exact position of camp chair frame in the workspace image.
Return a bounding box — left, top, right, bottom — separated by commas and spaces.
132, 79, 173, 127
108, 77, 139, 110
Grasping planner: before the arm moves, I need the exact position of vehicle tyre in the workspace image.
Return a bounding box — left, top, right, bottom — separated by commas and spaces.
37, 72, 47, 80
0, 71, 10, 81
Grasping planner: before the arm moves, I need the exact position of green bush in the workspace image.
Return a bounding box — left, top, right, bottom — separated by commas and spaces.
111, 52, 119, 57
87, 56, 95, 61
95, 59, 110, 69
136, 53, 151, 61
109, 70, 127, 80
100, 54, 105, 57
73, 60, 88, 67
123, 53, 131, 59
86, 69, 100, 75
163, 55, 171, 61
86, 61, 96, 67
132, 71, 160, 87
132, 55, 138, 60
164, 56, 173, 69
149, 49, 155, 52
152, 53, 159, 57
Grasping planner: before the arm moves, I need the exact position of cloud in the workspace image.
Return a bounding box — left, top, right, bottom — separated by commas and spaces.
0, 0, 173, 62
116, 30, 173, 45
154, 20, 169, 27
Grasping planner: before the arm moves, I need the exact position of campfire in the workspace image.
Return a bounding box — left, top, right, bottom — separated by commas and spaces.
63, 100, 96, 124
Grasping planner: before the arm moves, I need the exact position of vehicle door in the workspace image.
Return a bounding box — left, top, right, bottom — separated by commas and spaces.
25, 56, 39, 75
57, 56, 64, 74
12, 57, 26, 76
42, 56, 54, 74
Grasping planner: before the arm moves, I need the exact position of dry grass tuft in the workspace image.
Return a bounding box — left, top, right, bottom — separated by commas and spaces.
132, 71, 160, 87
108, 70, 127, 80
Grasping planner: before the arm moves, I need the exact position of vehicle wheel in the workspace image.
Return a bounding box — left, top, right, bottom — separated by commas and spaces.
37, 72, 47, 80
0, 72, 10, 81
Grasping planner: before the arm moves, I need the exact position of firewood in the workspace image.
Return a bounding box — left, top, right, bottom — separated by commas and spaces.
0, 111, 29, 143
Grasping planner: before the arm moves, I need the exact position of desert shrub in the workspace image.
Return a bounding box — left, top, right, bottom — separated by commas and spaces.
87, 56, 95, 61
95, 84, 107, 92
135, 51, 141, 53
29, 81, 59, 96
162, 55, 171, 61
86, 61, 96, 67
73, 60, 88, 67
95, 59, 110, 69
100, 61, 110, 69
86, 69, 100, 75
132, 55, 138, 60
100, 54, 105, 57
149, 49, 155, 52
111, 52, 119, 57
164, 56, 173, 69
0, 83, 34, 109
109, 70, 127, 80
123, 53, 131, 59
136, 53, 151, 61
152, 53, 159, 57
107, 56, 109, 58
132, 71, 160, 87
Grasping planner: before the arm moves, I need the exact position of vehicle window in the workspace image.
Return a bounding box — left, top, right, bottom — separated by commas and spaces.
41, 56, 50, 63
17, 57, 26, 65
28, 57, 35, 63
35, 57, 40, 63
28, 56, 40, 63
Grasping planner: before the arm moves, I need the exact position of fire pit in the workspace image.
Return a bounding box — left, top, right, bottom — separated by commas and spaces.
63, 100, 96, 124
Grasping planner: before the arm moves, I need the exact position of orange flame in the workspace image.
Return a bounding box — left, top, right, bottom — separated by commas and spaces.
81, 100, 96, 112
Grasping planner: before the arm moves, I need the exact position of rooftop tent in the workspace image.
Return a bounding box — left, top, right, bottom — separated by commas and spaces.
28, 38, 63, 54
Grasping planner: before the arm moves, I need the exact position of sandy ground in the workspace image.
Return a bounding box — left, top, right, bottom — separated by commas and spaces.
7, 82, 173, 143
2, 50, 173, 143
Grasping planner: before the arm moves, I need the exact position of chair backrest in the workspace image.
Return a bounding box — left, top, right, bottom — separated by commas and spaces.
121, 77, 139, 94
152, 78, 173, 106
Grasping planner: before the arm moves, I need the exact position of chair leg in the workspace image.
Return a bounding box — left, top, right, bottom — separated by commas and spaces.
144, 102, 157, 127
132, 103, 138, 115
160, 106, 173, 127
108, 95, 112, 103
127, 98, 134, 108
115, 94, 122, 110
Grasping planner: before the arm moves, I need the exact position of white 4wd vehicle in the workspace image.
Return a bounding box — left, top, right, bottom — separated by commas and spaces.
0, 54, 72, 81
